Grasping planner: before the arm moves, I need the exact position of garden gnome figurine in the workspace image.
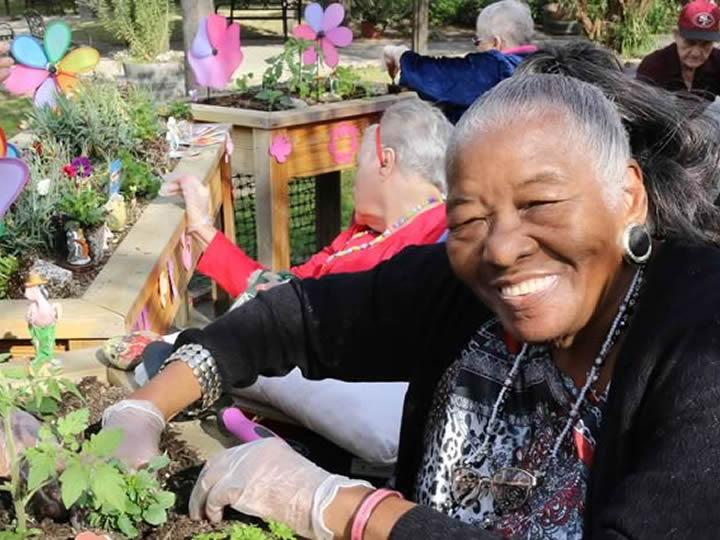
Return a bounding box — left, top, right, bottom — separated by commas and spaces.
24, 273, 60, 366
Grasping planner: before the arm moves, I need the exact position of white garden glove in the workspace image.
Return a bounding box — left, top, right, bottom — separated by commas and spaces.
190, 438, 372, 539
0, 42, 13, 85
101, 400, 165, 469
0, 410, 42, 477
159, 174, 212, 233
382, 45, 410, 82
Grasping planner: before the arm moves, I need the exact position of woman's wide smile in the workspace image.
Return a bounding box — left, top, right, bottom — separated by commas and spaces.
496, 273, 560, 310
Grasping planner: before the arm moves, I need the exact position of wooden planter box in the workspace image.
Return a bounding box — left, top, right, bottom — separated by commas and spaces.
191, 93, 418, 270
0, 127, 235, 356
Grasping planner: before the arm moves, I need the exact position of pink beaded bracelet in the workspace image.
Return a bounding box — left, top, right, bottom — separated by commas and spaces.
350, 488, 403, 540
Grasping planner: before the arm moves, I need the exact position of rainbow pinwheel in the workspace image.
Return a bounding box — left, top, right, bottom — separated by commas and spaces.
188, 14, 243, 90
3, 21, 99, 108
293, 2, 353, 68
0, 127, 29, 219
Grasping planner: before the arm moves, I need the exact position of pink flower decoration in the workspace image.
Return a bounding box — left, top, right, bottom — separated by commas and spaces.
269, 134, 293, 164
328, 122, 359, 165
292, 2, 353, 68
188, 14, 243, 90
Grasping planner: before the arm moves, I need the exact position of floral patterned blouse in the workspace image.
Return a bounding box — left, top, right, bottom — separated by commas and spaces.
415, 318, 606, 539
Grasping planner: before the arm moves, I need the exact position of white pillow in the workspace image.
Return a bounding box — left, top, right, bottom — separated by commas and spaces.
234, 370, 407, 465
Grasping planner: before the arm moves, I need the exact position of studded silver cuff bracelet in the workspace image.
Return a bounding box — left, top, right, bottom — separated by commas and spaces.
160, 343, 222, 410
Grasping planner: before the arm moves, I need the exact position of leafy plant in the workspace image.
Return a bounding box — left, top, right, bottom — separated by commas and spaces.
119, 150, 161, 200
160, 100, 193, 121
125, 86, 162, 143
24, 409, 176, 539
193, 520, 296, 540
329, 66, 371, 100
0, 253, 18, 299
28, 81, 136, 162
0, 360, 80, 535
80, 0, 171, 62
58, 185, 107, 229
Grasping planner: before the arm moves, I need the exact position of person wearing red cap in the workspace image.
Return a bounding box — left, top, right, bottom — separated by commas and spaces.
637, 0, 720, 100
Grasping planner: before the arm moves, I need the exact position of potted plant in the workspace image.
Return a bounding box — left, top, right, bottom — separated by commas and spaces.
57, 182, 108, 267
80, 0, 183, 101
353, 0, 412, 38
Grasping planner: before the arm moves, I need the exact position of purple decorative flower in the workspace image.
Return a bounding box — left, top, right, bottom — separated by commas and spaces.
70, 156, 92, 178
292, 2, 353, 68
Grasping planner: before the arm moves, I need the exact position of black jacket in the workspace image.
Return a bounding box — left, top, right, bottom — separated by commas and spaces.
175, 241, 720, 539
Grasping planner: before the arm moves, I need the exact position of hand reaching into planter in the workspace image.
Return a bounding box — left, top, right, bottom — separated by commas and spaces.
382, 45, 410, 82
189, 438, 372, 538
160, 174, 216, 249
0, 410, 41, 477
0, 42, 13, 85
101, 400, 165, 469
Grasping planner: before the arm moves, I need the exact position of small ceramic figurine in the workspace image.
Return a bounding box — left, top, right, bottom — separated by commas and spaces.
166, 116, 182, 158
65, 221, 91, 266
24, 273, 61, 366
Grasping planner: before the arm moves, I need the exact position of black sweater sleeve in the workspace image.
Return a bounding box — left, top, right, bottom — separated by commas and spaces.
587, 320, 720, 539
173, 243, 466, 389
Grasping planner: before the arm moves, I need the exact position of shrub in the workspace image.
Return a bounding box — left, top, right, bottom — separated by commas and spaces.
79, 0, 171, 62
570, 0, 678, 56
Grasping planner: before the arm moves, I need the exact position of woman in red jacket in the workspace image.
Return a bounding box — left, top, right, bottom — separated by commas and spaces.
124, 99, 453, 464
164, 98, 452, 299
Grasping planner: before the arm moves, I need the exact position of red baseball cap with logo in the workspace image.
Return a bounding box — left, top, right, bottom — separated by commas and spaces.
678, 0, 720, 41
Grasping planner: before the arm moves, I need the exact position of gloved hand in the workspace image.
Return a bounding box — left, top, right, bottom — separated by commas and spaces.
0, 42, 13, 85
190, 438, 372, 539
382, 45, 410, 82
0, 410, 42, 477
159, 174, 213, 234
101, 400, 165, 469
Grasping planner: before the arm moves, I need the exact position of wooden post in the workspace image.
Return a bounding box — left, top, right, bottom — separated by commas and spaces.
315, 172, 342, 251
213, 150, 236, 315
181, 0, 215, 95
411, 0, 430, 54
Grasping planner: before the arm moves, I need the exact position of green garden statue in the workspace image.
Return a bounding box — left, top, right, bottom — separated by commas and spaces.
24, 273, 61, 367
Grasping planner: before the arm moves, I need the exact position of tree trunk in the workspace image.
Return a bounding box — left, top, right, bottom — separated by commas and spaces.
180, 0, 215, 96
412, 0, 430, 54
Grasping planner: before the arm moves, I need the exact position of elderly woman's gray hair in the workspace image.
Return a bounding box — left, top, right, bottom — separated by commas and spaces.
362, 99, 453, 194
448, 72, 720, 245
475, 0, 534, 48
448, 74, 630, 205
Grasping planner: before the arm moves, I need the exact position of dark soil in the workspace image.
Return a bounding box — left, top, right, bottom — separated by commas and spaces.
201, 84, 389, 112
2, 377, 239, 539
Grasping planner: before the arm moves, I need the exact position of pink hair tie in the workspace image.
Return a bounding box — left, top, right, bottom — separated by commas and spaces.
350, 488, 403, 540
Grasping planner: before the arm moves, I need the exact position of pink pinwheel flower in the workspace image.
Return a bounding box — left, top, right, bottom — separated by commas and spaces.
293, 2, 353, 68
188, 14, 243, 90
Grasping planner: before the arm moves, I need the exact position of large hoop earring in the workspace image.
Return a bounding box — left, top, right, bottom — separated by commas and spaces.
622, 222, 652, 265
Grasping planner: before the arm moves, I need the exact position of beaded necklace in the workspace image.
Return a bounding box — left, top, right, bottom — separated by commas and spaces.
449, 267, 645, 521
322, 195, 444, 267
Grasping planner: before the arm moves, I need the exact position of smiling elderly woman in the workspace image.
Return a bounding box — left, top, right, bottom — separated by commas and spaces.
102, 74, 720, 539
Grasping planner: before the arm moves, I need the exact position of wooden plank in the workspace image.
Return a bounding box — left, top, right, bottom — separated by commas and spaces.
270, 129, 292, 270
285, 116, 376, 178
83, 137, 229, 332
412, 0, 430, 54
192, 93, 419, 130
0, 299, 125, 341
315, 171, 342, 249
253, 128, 274, 267
228, 126, 255, 175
